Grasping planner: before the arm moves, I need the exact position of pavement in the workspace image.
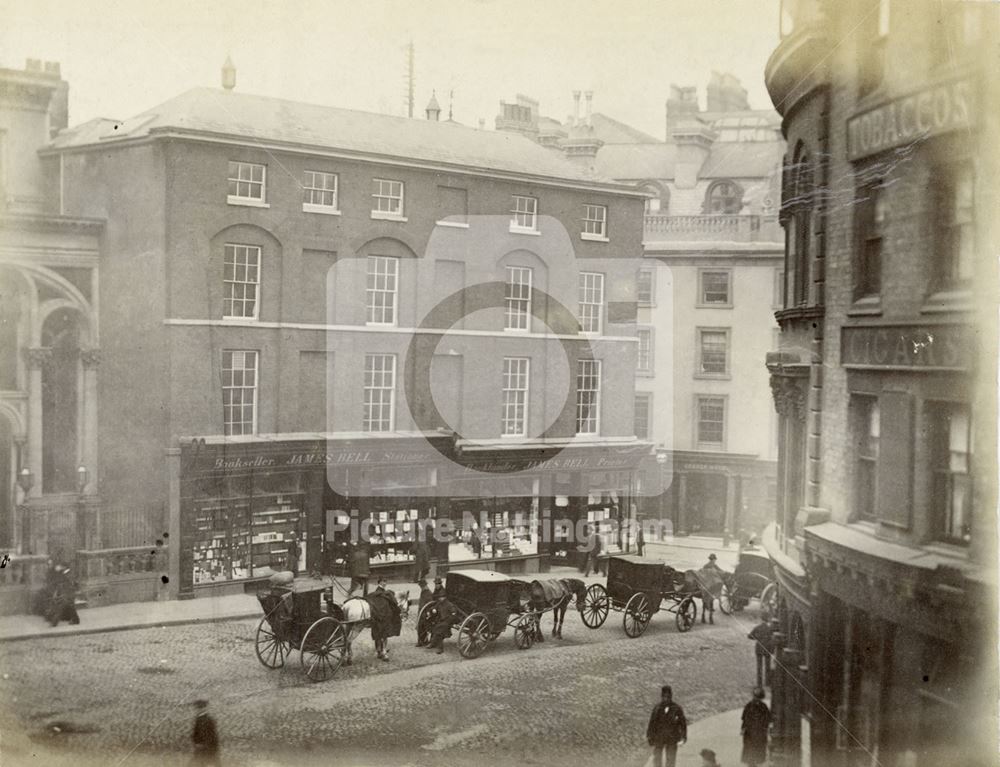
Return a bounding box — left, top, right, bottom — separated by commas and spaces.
0, 537, 739, 643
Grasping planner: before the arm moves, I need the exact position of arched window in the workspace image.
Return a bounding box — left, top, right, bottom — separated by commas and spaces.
785, 146, 813, 307
41, 308, 81, 493
641, 183, 669, 215
705, 181, 743, 214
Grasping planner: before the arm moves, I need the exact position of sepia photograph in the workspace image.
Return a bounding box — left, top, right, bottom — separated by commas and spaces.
0, 1, 996, 765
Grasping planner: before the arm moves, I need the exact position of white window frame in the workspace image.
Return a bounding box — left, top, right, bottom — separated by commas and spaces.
698, 268, 733, 307
581, 204, 609, 241
696, 327, 731, 378
223, 244, 261, 320
302, 170, 340, 215
501, 357, 530, 437
504, 266, 533, 332
510, 195, 539, 234
366, 256, 399, 326
634, 392, 652, 440
637, 326, 654, 375
695, 395, 726, 450
578, 272, 605, 335
576, 359, 602, 435
371, 178, 406, 221
637, 268, 656, 307
363, 353, 396, 432
227, 161, 268, 207
222, 350, 259, 436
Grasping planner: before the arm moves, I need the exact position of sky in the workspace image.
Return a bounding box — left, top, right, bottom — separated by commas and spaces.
0, 0, 780, 140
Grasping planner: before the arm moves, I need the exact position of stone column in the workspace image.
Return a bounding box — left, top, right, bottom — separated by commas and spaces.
166, 446, 181, 600
23, 348, 51, 488
676, 473, 688, 536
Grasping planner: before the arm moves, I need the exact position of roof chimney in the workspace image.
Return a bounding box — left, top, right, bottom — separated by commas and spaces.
221, 56, 236, 91
665, 84, 700, 138
572, 91, 581, 126
584, 91, 593, 128
425, 90, 441, 121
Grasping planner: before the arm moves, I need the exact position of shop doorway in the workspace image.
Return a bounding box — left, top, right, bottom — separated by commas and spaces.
686, 472, 727, 535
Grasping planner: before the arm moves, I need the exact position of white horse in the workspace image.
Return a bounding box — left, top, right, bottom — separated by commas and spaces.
338, 591, 409, 664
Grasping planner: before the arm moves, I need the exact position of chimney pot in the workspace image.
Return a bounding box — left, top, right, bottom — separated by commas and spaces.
44, 61, 61, 77
221, 56, 236, 91
26, 58, 41, 72
584, 91, 593, 127
572, 91, 581, 126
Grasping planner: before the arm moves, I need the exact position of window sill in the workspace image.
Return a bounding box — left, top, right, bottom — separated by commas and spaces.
637, 302, 655, 309
222, 316, 260, 322
303, 204, 341, 216
509, 225, 541, 236
371, 211, 408, 222
847, 296, 882, 317
636, 370, 654, 378
922, 289, 972, 314
500, 433, 527, 439
227, 196, 269, 208
694, 373, 731, 380
580, 233, 609, 242
365, 322, 399, 328
503, 327, 531, 334
695, 443, 725, 452
696, 302, 733, 310
436, 220, 470, 229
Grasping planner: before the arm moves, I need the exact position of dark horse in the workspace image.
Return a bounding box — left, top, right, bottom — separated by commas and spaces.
664, 567, 729, 625
526, 578, 588, 639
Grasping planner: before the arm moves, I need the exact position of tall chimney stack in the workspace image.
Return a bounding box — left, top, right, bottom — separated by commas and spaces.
572, 91, 581, 126
584, 91, 593, 127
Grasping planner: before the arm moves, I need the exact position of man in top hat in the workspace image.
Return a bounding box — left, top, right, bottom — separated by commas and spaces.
646, 684, 687, 767
191, 699, 221, 766
703, 553, 723, 573
432, 576, 445, 600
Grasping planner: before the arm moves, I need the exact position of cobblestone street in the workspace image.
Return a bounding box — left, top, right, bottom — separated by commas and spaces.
0, 602, 763, 767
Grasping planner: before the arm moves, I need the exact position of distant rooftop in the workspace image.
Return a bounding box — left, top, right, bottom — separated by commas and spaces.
46, 87, 636, 191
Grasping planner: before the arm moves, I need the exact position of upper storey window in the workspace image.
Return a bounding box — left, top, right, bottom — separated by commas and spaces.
786, 148, 814, 307
227, 161, 267, 206
303, 170, 339, 213
934, 163, 974, 291
854, 179, 885, 300
372, 178, 405, 220
858, 0, 890, 97
511, 195, 538, 233
704, 181, 743, 214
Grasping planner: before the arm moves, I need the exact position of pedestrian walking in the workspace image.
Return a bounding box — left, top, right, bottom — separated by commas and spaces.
285, 533, 300, 574
646, 684, 687, 767
413, 536, 430, 583
703, 552, 723, 573
347, 541, 370, 596
741, 688, 771, 766
190, 699, 221, 766
748, 620, 774, 688
44, 561, 80, 627
636, 523, 645, 557
471, 525, 483, 558
700, 749, 721, 767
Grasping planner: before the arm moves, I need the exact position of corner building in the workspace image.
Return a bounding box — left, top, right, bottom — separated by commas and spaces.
764, 1, 998, 765
43, 84, 649, 599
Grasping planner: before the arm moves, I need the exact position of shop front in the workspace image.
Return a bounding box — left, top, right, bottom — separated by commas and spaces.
174, 432, 452, 597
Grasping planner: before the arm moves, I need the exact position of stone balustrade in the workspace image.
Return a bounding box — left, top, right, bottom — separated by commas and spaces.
644, 214, 782, 242
77, 545, 168, 579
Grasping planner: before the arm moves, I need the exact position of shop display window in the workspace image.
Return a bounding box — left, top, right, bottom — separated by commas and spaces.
446, 496, 539, 561
192, 492, 305, 585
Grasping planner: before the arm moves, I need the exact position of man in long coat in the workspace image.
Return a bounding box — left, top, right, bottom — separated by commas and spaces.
413, 537, 430, 583
646, 684, 687, 767
741, 687, 771, 766
748, 620, 774, 687
347, 541, 370, 596
191, 699, 221, 766
427, 594, 460, 655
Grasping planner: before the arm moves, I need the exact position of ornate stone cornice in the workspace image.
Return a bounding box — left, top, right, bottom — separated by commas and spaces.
23, 347, 53, 369
80, 348, 101, 368
770, 375, 806, 423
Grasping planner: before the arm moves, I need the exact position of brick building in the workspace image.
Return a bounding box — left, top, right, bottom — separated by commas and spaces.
497, 75, 785, 542
27, 70, 648, 600
763, 1, 998, 764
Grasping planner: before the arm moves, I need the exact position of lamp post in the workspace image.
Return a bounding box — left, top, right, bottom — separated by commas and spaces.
655, 449, 668, 543
16, 467, 34, 555
76, 465, 89, 552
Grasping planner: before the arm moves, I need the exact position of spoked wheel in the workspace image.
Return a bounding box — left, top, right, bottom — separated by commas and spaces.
457, 612, 492, 659
760, 582, 778, 616
514, 614, 537, 650
416, 602, 439, 646
580, 584, 609, 629
676, 597, 697, 633
718, 583, 734, 615
300, 617, 346, 682
254, 617, 289, 668
623, 593, 653, 638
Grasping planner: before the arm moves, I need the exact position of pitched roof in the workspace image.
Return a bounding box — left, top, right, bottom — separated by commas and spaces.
588, 113, 660, 144
48, 87, 631, 189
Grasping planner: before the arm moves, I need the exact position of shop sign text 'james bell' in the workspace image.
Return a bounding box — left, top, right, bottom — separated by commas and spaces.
846, 77, 974, 162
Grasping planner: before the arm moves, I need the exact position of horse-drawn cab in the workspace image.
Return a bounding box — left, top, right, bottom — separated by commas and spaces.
254, 577, 347, 682
581, 555, 698, 637
719, 549, 777, 615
